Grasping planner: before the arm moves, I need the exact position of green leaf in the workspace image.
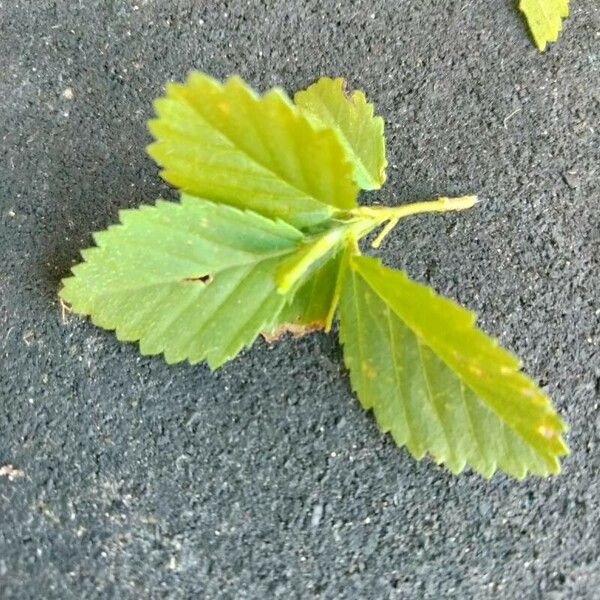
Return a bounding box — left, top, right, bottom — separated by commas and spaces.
60, 194, 306, 369
295, 77, 387, 190
275, 226, 347, 294
147, 72, 358, 229
338, 255, 568, 478
519, 0, 569, 51
264, 244, 349, 340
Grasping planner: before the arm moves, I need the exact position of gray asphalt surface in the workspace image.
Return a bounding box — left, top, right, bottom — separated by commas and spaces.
1, 1, 599, 598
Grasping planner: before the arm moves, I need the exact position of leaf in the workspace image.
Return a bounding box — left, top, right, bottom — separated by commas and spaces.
264, 245, 348, 341
275, 227, 347, 294
60, 195, 306, 369
519, 0, 569, 51
263, 263, 337, 341
338, 255, 568, 478
147, 72, 358, 229
295, 77, 387, 190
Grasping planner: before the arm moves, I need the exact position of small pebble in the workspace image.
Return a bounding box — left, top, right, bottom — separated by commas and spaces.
563, 170, 580, 189
310, 503, 324, 528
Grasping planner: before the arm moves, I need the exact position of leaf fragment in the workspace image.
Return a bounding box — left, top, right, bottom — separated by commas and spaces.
148, 72, 358, 229
519, 0, 570, 51
338, 255, 569, 478
295, 77, 387, 190
264, 250, 346, 340
60, 195, 306, 369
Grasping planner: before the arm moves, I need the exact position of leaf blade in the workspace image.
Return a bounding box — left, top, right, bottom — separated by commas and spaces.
339, 255, 568, 478
60, 195, 305, 369
147, 72, 358, 229
264, 241, 349, 340
275, 227, 346, 294
295, 77, 387, 190
519, 0, 570, 51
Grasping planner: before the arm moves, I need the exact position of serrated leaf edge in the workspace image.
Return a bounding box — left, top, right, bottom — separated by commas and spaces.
340, 255, 568, 479
295, 76, 387, 190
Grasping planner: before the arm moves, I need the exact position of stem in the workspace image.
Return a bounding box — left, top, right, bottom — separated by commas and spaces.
372, 217, 399, 248
349, 195, 477, 248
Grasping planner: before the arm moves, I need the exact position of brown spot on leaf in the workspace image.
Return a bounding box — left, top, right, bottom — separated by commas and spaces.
340, 78, 355, 103
262, 321, 324, 343
183, 274, 213, 284
468, 363, 483, 377
537, 424, 556, 439
361, 361, 377, 379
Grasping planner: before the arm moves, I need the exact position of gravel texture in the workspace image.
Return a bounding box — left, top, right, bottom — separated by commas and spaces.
1, 1, 599, 598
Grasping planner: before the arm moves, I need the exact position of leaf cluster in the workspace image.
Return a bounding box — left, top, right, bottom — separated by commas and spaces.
60, 73, 568, 479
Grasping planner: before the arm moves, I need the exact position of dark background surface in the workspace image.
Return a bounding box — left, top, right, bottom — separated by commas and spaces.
1, 1, 598, 598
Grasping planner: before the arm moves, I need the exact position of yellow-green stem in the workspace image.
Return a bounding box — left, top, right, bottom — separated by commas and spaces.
350, 195, 477, 248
